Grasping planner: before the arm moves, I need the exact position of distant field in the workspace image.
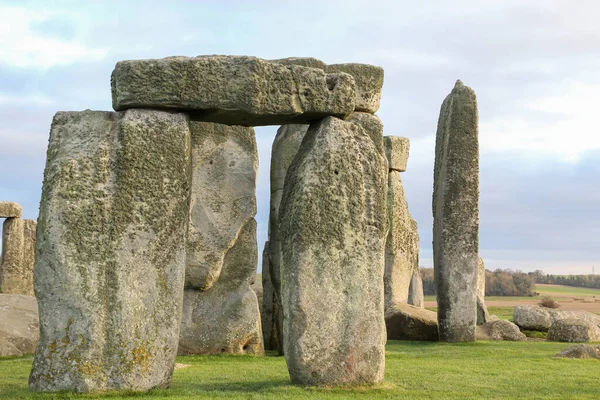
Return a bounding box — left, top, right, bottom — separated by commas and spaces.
536, 284, 600, 297
2, 341, 600, 399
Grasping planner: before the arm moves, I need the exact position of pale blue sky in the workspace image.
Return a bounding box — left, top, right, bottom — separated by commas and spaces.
1, 0, 599, 273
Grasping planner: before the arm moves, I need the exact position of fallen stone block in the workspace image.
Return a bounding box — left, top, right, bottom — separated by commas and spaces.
280, 116, 388, 385
385, 303, 438, 341
433, 80, 479, 342
29, 109, 190, 392
514, 305, 600, 332
0, 202, 22, 218
548, 318, 600, 343
476, 320, 526, 341
112, 56, 356, 126
0, 294, 38, 357
556, 344, 600, 359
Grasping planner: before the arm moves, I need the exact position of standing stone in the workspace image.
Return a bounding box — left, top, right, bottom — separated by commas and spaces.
383, 137, 419, 312
477, 256, 490, 325
433, 80, 479, 342
280, 116, 388, 385
268, 124, 308, 354
408, 269, 424, 308
29, 109, 190, 392
179, 121, 262, 355
0, 202, 22, 218
1, 218, 36, 296
111, 56, 356, 126
261, 242, 279, 351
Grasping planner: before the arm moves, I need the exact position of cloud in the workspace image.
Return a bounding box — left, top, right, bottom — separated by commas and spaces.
0, 6, 109, 69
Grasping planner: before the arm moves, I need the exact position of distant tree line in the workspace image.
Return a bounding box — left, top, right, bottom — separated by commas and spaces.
420, 268, 537, 296
534, 271, 600, 289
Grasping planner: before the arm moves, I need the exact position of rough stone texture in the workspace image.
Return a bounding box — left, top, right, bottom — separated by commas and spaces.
268, 124, 308, 355
179, 219, 263, 355
547, 318, 600, 343
556, 344, 600, 359
250, 276, 263, 317
408, 268, 424, 308
186, 122, 257, 290
1, 218, 36, 295
0, 202, 22, 218
383, 136, 409, 172
346, 112, 385, 155
29, 109, 190, 392
476, 257, 489, 325
384, 171, 418, 311
433, 80, 479, 342
475, 320, 526, 341
260, 242, 279, 351
280, 116, 388, 385
272, 58, 384, 113
385, 303, 438, 341
112, 56, 356, 126
514, 305, 600, 332
0, 294, 38, 356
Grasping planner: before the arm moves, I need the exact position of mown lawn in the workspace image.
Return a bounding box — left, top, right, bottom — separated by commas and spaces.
1, 341, 599, 399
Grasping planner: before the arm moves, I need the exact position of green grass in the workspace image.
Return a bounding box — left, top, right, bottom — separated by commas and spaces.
536, 285, 600, 297
2, 341, 600, 399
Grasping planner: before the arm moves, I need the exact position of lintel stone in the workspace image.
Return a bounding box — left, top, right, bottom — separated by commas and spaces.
0, 202, 22, 218
384, 136, 410, 172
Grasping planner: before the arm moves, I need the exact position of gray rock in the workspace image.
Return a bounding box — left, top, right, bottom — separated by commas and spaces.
408, 267, 424, 308
29, 109, 190, 392
186, 122, 257, 290
475, 320, 526, 341
0, 202, 22, 218
179, 219, 263, 355
385, 303, 438, 341
1, 218, 36, 295
250, 277, 263, 317
384, 136, 409, 172
0, 294, 38, 356
514, 305, 600, 331
112, 56, 356, 126
346, 112, 385, 154
180, 121, 262, 355
476, 257, 489, 325
433, 80, 479, 342
280, 116, 388, 385
556, 344, 600, 359
272, 58, 384, 113
384, 170, 417, 311
268, 124, 308, 355
547, 318, 600, 343
261, 242, 280, 352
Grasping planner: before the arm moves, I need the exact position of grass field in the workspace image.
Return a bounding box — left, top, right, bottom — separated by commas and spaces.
1, 341, 600, 399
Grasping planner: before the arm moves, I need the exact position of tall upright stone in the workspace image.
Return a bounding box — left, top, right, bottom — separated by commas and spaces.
29, 109, 190, 392
260, 242, 280, 351
1, 218, 36, 296
267, 124, 308, 354
280, 116, 388, 385
179, 121, 262, 355
433, 80, 479, 342
383, 136, 420, 312
477, 256, 491, 325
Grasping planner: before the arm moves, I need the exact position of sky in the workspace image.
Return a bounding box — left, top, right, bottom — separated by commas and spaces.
0, 0, 598, 274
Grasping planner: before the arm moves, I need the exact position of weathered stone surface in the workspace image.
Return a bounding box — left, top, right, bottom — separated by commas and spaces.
0, 202, 22, 218
513, 305, 600, 332
261, 242, 279, 351
112, 56, 356, 126
384, 171, 418, 311
385, 303, 438, 341
0, 294, 38, 356
186, 122, 257, 290
1, 218, 36, 296
556, 344, 600, 359
476, 257, 490, 325
346, 112, 385, 154
179, 219, 263, 355
280, 116, 388, 385
408, 268, 424, 308
383, 136, 409, 172
433, 80, 479, 342
29, 109, 190, 392
250, 276, 263, 317
548, 318, 600, 343
475, 320, 526, 341
268, 124, 308, 355
272, 58, 384, 113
